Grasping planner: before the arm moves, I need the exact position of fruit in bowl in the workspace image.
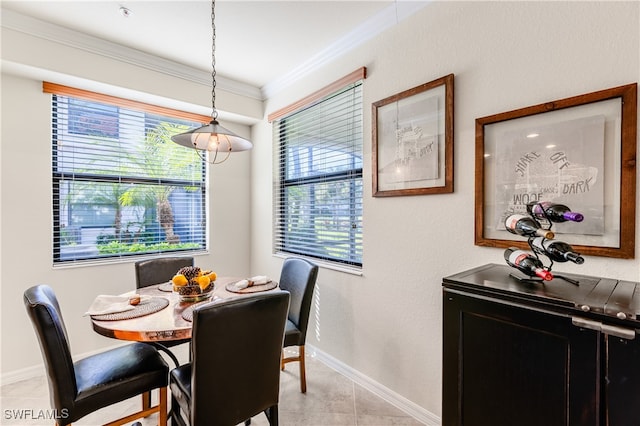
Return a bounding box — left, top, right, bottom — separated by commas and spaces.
172, 266, 217, 301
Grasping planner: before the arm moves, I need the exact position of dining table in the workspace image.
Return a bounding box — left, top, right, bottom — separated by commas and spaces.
89, 275, 279, 366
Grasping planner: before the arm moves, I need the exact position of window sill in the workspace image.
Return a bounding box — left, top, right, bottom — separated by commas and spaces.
273, 253, 362, 276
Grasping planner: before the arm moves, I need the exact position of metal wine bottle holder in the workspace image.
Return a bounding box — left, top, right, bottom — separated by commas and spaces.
510, 203, 582, 286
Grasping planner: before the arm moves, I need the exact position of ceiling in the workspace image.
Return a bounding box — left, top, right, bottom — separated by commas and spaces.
1, 1, 427, 97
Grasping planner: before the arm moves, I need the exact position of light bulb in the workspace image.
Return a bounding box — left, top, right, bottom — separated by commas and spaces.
206, 135, 220, 151
191, 133, 219, 151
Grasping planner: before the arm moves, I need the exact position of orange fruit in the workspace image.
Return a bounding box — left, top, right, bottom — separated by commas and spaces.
205, 271, 217, 282
195, 275, 210, 291
172, 274, 188, 287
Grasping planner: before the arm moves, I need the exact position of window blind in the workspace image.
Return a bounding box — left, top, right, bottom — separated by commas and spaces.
47, 84, 209, 264
273, 79, 363, 267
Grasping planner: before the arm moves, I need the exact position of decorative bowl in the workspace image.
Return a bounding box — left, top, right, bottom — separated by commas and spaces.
175, 283, 215, 303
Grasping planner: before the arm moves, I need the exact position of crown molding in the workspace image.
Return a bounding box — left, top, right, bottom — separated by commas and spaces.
261, 1, 429, 99
1, 8, 263, 101
2, 2, 429, 102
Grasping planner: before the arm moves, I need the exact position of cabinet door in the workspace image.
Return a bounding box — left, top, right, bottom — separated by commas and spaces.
606, 333, 640, 426
443, 290, 600, 426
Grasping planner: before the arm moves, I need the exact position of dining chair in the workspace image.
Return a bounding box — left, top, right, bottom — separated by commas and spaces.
135, 256, 194, 368
134, 256, 194, 289
169, 291, 290, 426
279, 257, 319, 393
24, 285, 169, 426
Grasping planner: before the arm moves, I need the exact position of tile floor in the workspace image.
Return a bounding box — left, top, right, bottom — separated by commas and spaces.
1, 350, 425, 425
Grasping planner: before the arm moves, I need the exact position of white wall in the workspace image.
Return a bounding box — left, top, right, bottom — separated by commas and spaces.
1, 1, 639, 423
251, 1, 640, 420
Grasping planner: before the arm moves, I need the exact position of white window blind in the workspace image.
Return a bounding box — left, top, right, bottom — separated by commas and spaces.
272, 77, 363, 267
47, 83, 208, 264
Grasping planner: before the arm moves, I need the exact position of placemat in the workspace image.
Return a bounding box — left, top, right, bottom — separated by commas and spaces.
158, 282, 173, 292
225, 280, 278, 294
90, 297, 169, 321
181, 298, 221, 322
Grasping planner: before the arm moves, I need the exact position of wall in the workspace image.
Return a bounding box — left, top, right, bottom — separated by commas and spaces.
251, 1, 640, 421
1, 1, 639, 423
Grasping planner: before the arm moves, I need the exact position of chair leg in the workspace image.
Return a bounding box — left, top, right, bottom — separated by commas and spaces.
298, 345, 307, 393
265, 405, 279, 426
102, 385, 168, 426
159, 386, 168, 426
281, 345, 307, 393
142, 391, 151, 412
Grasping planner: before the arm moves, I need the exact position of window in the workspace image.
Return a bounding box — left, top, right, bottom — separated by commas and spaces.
271, 69, 365, 268
46, 83, 209, 264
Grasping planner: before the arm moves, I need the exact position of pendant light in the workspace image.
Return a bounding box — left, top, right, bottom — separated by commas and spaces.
171, 0, 252, 164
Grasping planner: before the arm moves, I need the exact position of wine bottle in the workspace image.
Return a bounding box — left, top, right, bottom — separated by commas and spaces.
504, 214, 555, 239
530, 237, 585, 264
504, 247, 554, 281
527, 201, 584, 223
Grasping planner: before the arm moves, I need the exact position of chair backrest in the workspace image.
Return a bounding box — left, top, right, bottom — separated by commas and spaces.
23, 285, 77, 413
278, 257, 319, 342
190, 291, 290, 426
134, 256, 194, 288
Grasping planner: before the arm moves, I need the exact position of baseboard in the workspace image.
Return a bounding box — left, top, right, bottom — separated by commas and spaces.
308, 345, 441, 426
1, 364, 45, 386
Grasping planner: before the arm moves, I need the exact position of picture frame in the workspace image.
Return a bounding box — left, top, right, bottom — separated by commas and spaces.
475, 83, 637, 259
372, 74, 454, 197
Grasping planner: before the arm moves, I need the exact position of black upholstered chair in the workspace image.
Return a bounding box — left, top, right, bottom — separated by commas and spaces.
135, 256, 194, 289
24, 285, 169, 426
169, 291, 290, 426
279, 257, 318, 393
135, 256, 194, 367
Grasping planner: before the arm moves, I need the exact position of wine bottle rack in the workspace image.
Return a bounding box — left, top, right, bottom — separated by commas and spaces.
507, 202, 584, 285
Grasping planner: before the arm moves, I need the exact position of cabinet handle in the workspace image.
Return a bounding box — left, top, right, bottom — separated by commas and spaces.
572, 317, 601, 331
601, 323, 635, 340
572, 316, 636, 340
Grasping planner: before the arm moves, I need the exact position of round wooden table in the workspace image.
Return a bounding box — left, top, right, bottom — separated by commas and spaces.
90, 276, 278, 365
91, 276, 278, 340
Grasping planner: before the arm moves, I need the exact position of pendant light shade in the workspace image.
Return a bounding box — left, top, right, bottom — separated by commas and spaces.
171, 119, 253, 152
171, 0, 252, 163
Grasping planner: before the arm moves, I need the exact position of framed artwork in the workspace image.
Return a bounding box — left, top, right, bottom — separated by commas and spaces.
372, 74, 454, 197
475, 83, 637, 259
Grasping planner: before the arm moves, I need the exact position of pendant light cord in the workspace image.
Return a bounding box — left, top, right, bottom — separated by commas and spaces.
170, 0, 251, 161
199, 0, 229, 164
210, 0, 218, 122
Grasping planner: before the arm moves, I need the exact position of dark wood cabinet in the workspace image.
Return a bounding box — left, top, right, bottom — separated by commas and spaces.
442, 264, 640, 426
